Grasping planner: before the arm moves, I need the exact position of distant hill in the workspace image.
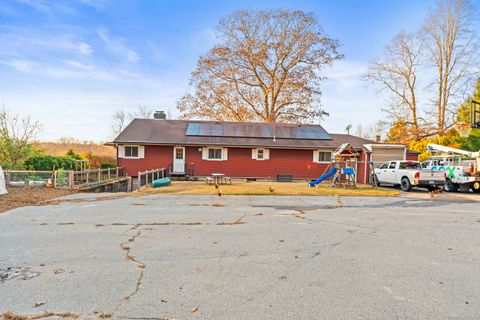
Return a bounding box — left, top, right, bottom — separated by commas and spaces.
34, 140, 116, 160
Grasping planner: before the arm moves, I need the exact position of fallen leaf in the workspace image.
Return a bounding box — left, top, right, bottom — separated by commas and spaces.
191, 307, 199, 313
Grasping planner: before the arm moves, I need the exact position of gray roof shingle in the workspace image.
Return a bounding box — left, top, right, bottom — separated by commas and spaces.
113, 119, 378, 149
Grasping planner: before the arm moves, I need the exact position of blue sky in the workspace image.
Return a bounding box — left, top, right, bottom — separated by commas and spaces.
0, 0, 461, 141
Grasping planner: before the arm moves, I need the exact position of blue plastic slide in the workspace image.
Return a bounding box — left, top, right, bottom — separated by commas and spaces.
308, 167, 337, 187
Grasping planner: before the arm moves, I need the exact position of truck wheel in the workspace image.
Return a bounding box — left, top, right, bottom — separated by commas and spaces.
444, 179, 459, 192
472, 181, 480, 193
400, 177, 412, 192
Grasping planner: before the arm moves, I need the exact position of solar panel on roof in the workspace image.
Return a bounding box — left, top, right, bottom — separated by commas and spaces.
211, 124, 224, 135
185, 122, 331, 140
185, 123, 201, 135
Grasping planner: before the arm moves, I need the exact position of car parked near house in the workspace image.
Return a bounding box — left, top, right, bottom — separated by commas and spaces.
374, 160, 445, 192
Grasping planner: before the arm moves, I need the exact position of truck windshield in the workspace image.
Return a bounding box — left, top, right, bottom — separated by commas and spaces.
399, 162, 420, 169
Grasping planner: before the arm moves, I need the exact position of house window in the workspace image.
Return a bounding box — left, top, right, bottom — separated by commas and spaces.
252, 148, 269, 160
318, 151, 332, 162
208, 148, 222, 160
175, 148, 184, 160
257, 149, 264, 159
125, 146, 139, 158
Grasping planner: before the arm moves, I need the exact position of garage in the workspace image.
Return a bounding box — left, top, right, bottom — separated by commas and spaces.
364, 144, 407, 166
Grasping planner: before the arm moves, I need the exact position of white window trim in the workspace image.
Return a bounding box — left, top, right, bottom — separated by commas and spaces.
120, 145, 144, 159
252, 148, 270, 160
203, 147, 228, 161
313, 150, 333, 163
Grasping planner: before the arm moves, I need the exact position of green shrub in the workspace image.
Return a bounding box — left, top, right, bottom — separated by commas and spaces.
100, 162, 117, 169
24, 155, 77, 171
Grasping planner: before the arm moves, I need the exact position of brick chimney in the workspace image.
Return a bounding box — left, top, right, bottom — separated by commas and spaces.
153, 111, 166, 120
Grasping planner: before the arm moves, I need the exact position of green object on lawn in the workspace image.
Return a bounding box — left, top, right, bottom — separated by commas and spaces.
152, 177, 171, 188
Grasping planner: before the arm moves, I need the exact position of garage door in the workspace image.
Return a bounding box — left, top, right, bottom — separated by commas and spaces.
371, 146, 405, 165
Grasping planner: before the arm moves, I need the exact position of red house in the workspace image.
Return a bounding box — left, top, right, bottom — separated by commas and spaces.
113, 115, 409, 183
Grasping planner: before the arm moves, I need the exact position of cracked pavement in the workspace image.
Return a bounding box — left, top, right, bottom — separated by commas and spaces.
1, 194, 480, 319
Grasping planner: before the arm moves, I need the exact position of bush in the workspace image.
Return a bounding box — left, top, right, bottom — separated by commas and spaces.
100, 162, 117, 169
24, 155, 77, 171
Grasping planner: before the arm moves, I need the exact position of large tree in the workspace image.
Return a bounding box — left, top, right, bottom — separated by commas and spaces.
364, 32, 422, 141
177, 9, 343, 123
422, 0, 479, 134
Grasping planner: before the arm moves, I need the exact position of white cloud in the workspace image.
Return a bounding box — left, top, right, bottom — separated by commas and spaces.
320, 60, 382, 133
13, 0, 78, 16
0, 29, 93, 57
323, 60, 368, 92
97, 28, 140, 63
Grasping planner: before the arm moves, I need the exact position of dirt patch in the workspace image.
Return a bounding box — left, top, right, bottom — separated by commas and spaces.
0, 188, 73, 214
217, 215, 246, 225
211, 203, 225, 207
1, 311, 79, 320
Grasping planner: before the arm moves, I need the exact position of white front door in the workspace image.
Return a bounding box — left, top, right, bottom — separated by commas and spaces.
173, 147, 185, 173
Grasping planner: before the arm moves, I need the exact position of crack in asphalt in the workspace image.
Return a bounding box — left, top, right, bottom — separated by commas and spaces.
113, 224, 146, 316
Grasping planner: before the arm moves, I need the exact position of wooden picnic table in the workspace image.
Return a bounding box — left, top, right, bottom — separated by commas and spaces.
211, 173, 225, 185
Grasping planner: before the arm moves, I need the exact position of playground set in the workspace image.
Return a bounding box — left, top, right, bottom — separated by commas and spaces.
308, 143, 359, 188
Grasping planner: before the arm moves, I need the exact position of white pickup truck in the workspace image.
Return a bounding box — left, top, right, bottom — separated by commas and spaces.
374, 160, 446, 192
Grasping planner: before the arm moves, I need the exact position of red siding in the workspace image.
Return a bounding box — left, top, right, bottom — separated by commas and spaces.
185, 147, 329, 179
118, 145, 173, 177
118, 145, 370, 181
357, 151, 369, 184
406, 153, 419, 161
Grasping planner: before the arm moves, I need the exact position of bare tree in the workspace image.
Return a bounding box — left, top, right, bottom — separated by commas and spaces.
111, 105, 156, 138
421, 0, 479, 134
111, 109, 127, 138
364, 32, 423, 141
133, 105, 154, 119
178, 9, 343, 123
365, 120, 388, 141
0, 107, 42, 165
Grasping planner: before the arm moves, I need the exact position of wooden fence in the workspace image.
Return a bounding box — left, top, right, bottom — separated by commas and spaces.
71, 167, 126, 188
138, 168, 167, 188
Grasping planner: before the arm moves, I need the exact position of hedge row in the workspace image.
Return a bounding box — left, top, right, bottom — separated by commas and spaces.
100, 162, 117, 169
24, 156, 78, 171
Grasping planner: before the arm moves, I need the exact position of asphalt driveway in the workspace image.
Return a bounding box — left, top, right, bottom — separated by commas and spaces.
1, 194, 479, 319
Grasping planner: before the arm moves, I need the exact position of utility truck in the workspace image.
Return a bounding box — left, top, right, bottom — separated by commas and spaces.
374, 160, 445, 192
423, 143, 480, 193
